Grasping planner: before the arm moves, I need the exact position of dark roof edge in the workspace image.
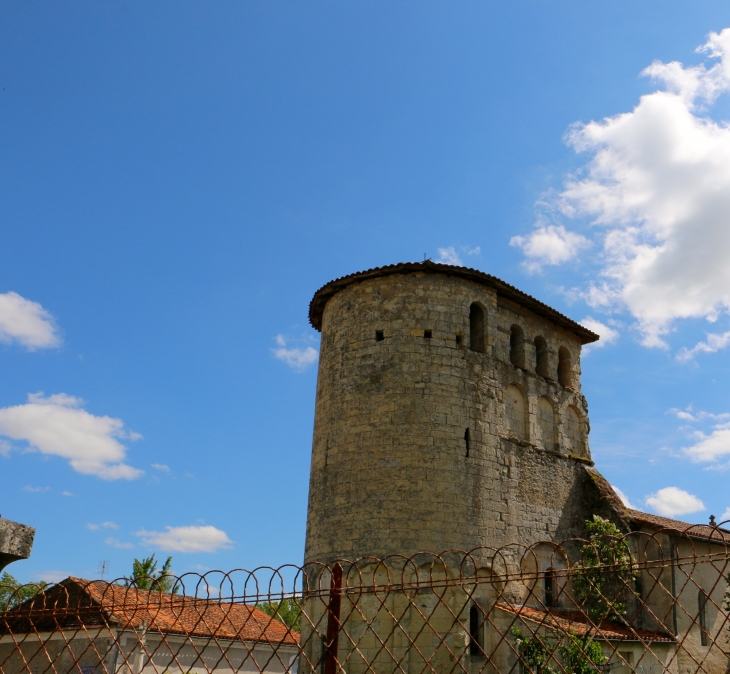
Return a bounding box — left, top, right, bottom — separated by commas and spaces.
308, 261, 599, 344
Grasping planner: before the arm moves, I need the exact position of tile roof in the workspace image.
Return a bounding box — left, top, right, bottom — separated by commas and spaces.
0, 577, 299, 646
496, 603, 675, 643
308, 261, 600, 344
628, 510, 730, 544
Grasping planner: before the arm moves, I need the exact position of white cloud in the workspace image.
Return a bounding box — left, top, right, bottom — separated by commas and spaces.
23, 485, 49, 493
151, 463, 170, 473
87, 521, 118, 531
0, 393, 143, 480
61, 491, 74, 497
682, 424, 730, 463
515, 29, 730, 347
105, 537, 134, 549
645, 486, 705, 517
437, 246, 481, 266
437, 247, 462, 265
579, 317, 620, 351
611, 485, 636, 509
677, 330, 730, 361
136, 525, 233, 553
510, 224, 590, 272
272, 335, 318, 372
0, 292, 61, 350
720, 507, 730, 524
669, 405, 730, 423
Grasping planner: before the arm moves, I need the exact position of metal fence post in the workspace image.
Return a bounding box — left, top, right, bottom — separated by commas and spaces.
323, 563, 342, 674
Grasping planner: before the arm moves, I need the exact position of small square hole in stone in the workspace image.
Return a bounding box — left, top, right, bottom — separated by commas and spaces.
375, 330, 385, 342
424, 330, 432, 339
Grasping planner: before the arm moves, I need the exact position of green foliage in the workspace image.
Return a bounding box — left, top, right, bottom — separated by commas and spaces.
511, 627, 557, 673
511, 627, 606, 674
257, 598, 302, 632
573, 515, 636, 623
557, 631, 607, 674
0, 572, 48, 611
125, 554, 178, 593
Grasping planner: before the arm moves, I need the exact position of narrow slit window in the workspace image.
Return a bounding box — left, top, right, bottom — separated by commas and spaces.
544, 567, 555, 608
510, 325, 526, 369
424, 329, 432, 338
469, 603, 484, 656
469, 304, 486, 352
456, 334, 463, 346
558, 347, 573, 387
375, 330, 385, 342
535, 336, 549, 378
464, 428, 470, 457
699, 589, 708, 646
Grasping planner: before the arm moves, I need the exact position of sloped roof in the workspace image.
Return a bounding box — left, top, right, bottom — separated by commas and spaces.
628, 510, 730, 544
308, 261, 600, 344
496, 603, 675, 643
0, 577, 298, 646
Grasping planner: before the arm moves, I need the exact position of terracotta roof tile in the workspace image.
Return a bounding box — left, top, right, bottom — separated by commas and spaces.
628, 510, 730, 544
1, 577, 299, 646
495, 603, 675, 643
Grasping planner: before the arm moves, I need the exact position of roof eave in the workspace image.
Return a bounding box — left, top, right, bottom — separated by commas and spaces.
308, 261, 599, 344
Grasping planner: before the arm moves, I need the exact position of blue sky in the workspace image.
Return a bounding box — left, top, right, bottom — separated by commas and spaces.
3, 2, 730, 584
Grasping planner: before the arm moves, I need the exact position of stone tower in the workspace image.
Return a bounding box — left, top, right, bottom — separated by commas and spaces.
304, 261, 621, 565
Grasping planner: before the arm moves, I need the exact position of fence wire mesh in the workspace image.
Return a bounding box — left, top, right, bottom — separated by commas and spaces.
2, 525, 730, 673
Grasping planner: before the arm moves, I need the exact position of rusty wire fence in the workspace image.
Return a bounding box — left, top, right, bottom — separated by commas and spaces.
2, 525, 730, 673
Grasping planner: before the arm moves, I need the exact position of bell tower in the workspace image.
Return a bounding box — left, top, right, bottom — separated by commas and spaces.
304, 261, 612, 565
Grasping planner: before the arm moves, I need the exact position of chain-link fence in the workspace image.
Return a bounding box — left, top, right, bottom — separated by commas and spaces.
2, 524, 729, 673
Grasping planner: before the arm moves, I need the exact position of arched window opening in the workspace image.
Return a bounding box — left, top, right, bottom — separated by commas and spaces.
510, 325, 526, 369
464, 428, 470, 457
544, 567, 556, 608
469, 304, 485, 352
506, 385, 527, 441
535, 336, 549, 378
558, 347, 573, 387
538, 396, 556, 451
565, 406, 585, 457
469, 603, 484, 657
699, 589, 709, 646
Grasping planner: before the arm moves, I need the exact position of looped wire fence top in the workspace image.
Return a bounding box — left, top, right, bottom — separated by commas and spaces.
1, 524, 729, 673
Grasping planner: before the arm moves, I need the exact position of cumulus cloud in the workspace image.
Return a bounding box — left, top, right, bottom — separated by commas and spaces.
611, 485, 636, 509
0, 393, 143, 480
151, 463, 170, 473
682, 424, 730, 463
677, 330, 730, 361
514, 29, 730, 347
86, 521, 118, 531
580, 317, 620, 351
272, 335, 318, 372
136, 525, 233, 553
105, 537, 134, 549
645, 486, 705, 517
720, 507, 730, 524
0, 292, 61, 350
510, 224, 591, 272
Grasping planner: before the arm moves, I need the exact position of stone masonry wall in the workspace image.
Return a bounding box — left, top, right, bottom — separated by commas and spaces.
304, 271, 603, 564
